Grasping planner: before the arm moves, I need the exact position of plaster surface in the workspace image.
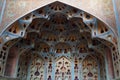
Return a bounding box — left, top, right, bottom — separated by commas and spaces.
0, 0, 117, 35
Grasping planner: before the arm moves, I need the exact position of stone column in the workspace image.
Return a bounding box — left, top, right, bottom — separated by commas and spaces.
105, 48, 115, 80
4, 47, 19, 78
112, 0, 120, 79
71, 59, 75, 80
97, 60, 101, 80
112, 0, 120, 57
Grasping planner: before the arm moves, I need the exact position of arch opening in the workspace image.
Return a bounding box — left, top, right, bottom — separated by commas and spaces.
0, 1, 119, 80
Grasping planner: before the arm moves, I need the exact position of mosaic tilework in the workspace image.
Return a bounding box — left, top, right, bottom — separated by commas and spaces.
114, 1, 120, 70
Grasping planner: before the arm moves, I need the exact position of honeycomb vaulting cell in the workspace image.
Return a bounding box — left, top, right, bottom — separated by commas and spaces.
0, 1, 119, 80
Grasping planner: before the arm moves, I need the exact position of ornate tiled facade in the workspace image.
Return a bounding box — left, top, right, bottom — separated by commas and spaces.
0, 0, 117, 34
0, 0, 120, 80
